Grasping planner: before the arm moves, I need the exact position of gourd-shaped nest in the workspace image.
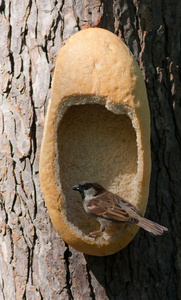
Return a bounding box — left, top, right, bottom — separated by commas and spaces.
39, 28, 151, 256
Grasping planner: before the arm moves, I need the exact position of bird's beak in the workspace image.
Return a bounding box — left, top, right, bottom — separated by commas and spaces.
72, 184, 81, 191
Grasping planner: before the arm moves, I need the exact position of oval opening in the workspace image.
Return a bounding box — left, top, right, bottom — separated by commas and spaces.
57, 100, 138, 236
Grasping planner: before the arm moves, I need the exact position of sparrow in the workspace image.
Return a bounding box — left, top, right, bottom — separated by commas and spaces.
72, 181, 168, 238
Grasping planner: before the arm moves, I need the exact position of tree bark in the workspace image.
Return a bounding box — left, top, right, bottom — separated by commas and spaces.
0, 0, 180, 299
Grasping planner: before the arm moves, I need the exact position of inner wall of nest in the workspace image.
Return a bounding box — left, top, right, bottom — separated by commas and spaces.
57, 100, 138, 237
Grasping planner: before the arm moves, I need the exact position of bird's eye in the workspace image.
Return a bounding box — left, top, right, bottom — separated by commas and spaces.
83, 184, 89, 190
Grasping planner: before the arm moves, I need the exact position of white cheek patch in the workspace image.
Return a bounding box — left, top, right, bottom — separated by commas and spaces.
84, 187, 97, 200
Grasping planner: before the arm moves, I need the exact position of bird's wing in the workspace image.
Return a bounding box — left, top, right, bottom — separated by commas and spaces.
87, 191, 140, 223
114, 193, 142, 217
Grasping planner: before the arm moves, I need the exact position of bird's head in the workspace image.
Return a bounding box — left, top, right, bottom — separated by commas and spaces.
72, 180, 106, 200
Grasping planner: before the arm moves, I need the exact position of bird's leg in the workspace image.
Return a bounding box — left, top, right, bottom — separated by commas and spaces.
88, 230, 102, 238
88, 223, 105, 238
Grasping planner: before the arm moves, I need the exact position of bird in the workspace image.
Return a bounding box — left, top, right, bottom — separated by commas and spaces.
72, 180, 168, 238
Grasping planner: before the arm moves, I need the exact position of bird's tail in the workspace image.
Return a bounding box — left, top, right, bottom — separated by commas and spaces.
138, 217, 168, 236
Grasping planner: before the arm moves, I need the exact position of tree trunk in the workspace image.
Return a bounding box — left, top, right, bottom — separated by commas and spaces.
0, 0, 180, 299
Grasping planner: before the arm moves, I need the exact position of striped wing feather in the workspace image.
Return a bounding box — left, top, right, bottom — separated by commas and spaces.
87, 191, 140, 222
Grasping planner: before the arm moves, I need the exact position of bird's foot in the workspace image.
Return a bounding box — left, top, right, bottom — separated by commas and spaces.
88, 230, 102, 238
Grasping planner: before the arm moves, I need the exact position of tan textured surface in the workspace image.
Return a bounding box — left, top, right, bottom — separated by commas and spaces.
39, 28, 151, 256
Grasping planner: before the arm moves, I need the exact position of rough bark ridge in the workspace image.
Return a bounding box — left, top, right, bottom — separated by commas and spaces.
0, 0, 180, 299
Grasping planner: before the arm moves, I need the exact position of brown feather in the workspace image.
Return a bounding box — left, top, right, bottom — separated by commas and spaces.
137, 217, 168, 235
87, 192, 132, 222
